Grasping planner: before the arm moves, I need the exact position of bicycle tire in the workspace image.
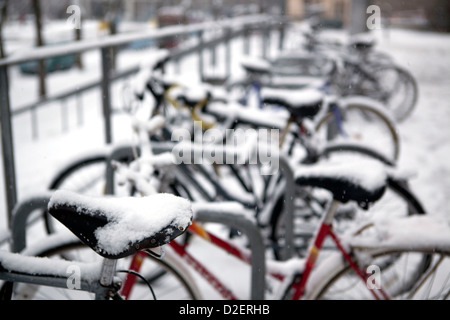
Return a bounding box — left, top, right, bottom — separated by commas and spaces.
4, 237, 201, 300
314, 97, 400, 163
336, 59, 419, 123
48, 154, 108, 191
370, 64, 418, 123
45, 153, 134, 234
307, 245, 448, 300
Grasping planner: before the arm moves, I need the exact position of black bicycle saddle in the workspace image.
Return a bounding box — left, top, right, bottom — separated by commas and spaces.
295, 160, 387, 210
48, 191, 193, 259
261, 87, 323, 119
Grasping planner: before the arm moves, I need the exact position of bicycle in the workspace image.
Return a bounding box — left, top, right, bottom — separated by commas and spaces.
133, 56, 401, 168
5, 27, 444, 301
35, 46, 421, 274
112, 154, 450, 300
126, 47, 401, 165
230, 27, 418, 124
0, 190, 193, 300
42, 57, 423, 264
74, 100, 446, 300
296, 20, 419, 122
124, 48, 401, 169
42, 75, 400, 220
12, 91, 447, 300
18, 153, 450, 300
224, 54, 401, 163
42, 107, 417, 265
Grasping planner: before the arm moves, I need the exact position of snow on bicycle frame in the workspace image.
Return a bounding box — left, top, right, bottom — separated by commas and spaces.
170, 121, 281, 176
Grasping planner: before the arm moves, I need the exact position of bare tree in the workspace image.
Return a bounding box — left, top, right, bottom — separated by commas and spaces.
71, 0, 83, 69
103, 0, 122, 69
32, 0, 46, 98
424, 0, 450, 32
0, 0, 8, 59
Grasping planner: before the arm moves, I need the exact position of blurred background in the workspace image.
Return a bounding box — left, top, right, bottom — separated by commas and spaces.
0, 2, 449, 300
1, 0, 449, 232
2, 0, 450, 34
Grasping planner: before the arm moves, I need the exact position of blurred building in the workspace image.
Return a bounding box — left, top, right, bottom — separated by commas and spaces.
285, 0, 450, 31
286, 0, 351, 27
372, 0, 450, 31
5, 0, 449, 31
6, 0, 264, 22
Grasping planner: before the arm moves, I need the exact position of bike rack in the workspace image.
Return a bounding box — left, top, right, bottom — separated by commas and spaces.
9, 193, 52, 253
7, 140, 296, 300
7, 191, 268, 299
105, 143, 269, 299
105, 142, 297, 299
193, 204, 266, 300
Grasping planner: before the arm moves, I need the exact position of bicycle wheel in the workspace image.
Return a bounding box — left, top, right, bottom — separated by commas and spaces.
314, 97, 400, 163
307, 245, 449, 300
48, 154, 108, 193
45, 155, 107, 235
45, 153, 134, 234
369, 65, 418, 123
4, 237, 201, 300
122, 245, 202, 300
269, 174, 426, 261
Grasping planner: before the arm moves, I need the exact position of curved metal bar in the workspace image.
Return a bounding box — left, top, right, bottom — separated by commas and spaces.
9, 193, 52, 253
193, 206, 266, 300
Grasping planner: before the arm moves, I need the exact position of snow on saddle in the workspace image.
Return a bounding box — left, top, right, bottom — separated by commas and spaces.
48, 191, 193, 259
295, 160, 387, 210
261, 87, 324, 119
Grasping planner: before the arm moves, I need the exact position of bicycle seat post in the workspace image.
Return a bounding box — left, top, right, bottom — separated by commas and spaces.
99, 258, 118, 288
322, 199, 340, 225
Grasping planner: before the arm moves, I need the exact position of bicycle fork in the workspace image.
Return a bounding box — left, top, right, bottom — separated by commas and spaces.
288, 200, 390, 300
330, 103, 348, 138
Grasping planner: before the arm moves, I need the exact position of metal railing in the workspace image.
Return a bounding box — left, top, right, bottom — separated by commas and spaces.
0, 14, 287, 227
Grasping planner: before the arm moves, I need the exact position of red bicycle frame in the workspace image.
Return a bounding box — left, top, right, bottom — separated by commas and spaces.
288, 220, 390, 300
119, 202, 391, 300
120, 221, 249, 300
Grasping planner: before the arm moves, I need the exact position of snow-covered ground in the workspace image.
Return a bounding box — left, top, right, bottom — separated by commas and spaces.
0, 19, 449, 299
377, 28, 450, 218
